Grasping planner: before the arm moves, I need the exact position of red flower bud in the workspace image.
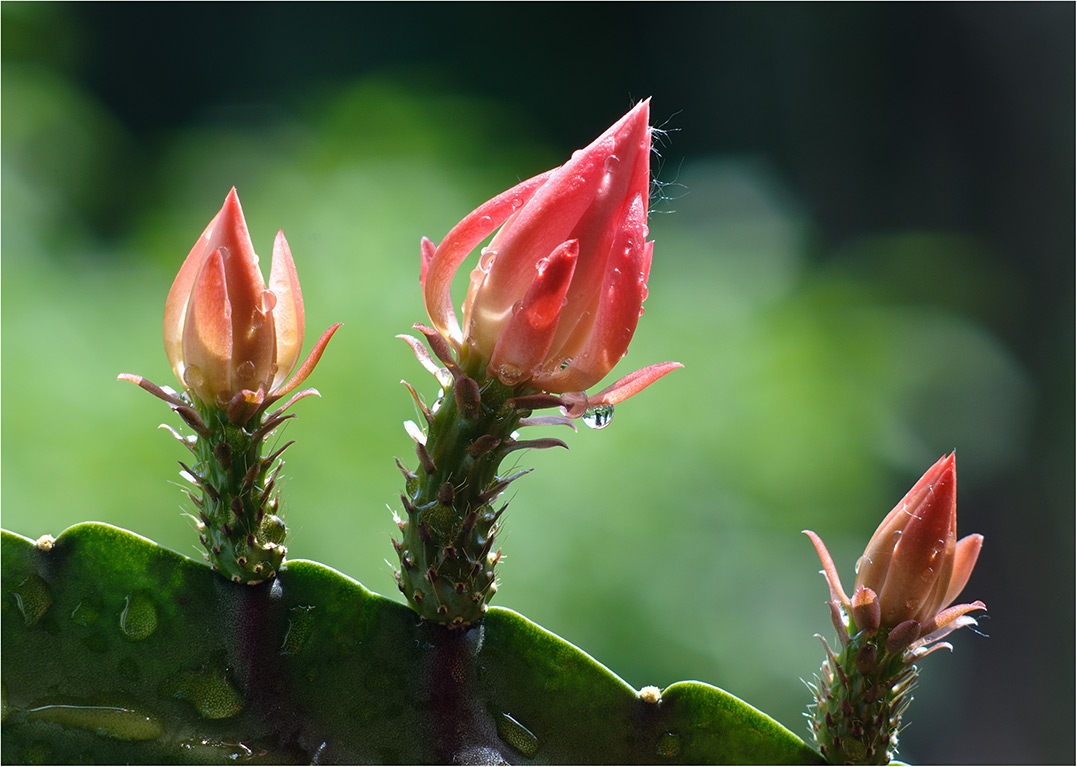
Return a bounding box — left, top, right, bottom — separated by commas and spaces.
419, 101, 680, 408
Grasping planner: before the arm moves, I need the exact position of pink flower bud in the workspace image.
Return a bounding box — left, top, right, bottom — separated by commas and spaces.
163, 189, 323, 411
806, 453, 985, 646
854, 453, 984, 629
419, 101, 680, 405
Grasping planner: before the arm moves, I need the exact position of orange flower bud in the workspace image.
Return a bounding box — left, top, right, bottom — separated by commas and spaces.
163, 188, 305, 409
854, 453, 984, 628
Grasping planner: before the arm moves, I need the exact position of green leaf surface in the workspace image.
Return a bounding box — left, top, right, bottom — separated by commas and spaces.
1, 524, 821, 764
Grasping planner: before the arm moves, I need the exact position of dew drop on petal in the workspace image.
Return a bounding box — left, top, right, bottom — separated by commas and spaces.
582, 404, 614, 430
497, 364, 526, 386
183, 365, 204, 389
261, 289, 278, 313
604, 154, 621, 174
236, 360, 257, 382
511, 300, 524, 316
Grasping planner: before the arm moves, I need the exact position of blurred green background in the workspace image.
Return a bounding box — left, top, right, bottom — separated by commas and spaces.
2, 4, 1072, 763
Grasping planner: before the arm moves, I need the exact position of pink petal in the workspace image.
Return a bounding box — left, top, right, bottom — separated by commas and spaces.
182, 247, 233, 404
269, 229, 305, 389
941, 533, 984, 609
424, 171, 553, 346
538, 195, 650, 392
488, 240, 579, 384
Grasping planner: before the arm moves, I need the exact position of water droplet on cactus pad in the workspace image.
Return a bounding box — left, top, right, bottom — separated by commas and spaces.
496, 712, 539, 757
655, 731, 681, 758
26, 704, 165, 741
11, 575, 52, 626
162, 657, 245, 719
119, 593, 157, 641
70, 599, 101, 627
280, 605, 316, 655
582, 404, 614, 429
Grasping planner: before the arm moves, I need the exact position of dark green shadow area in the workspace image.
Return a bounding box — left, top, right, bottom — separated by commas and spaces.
2, 523, 821, 764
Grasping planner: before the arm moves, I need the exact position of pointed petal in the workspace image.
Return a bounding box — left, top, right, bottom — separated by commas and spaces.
182, 248, 233, 404
164, 204, 226, 384
940, 533, 984, 609
424, 171, 553, 346
877, 454, 957, 625
269, 229, 305, 389
538, 195, 650, 392
488, 240, 578, 383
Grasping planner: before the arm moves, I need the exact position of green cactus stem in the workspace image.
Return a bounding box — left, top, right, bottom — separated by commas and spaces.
394, 328, 568, 628
807, 626, 917, 765
118, 375, 303, 584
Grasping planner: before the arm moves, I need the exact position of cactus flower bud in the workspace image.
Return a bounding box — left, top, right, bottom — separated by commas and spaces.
419, 100, 679, 410
163, 188, 317, 414
804, 453, 986, 764
853, 452, 984, 629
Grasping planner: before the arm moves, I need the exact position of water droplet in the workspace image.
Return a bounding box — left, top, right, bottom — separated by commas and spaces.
511, 300, 524, 316
434, 368, 453, 388
582, 404, 614, 430
178, 738, 259, 761
431, 388, 446, 414
280, 605, 316, 656
560, 358, 572, 370
163, 659, 246, 719
236, 360, 257, 382
496, 363, 526, 386
604, 154, 621, 173
70, 599, 100, 627
11, 575, 52, 626
261, 514, 287, 545
183, 365, 204, 389
119, 593, 157, 641
260, 289, 278, 313
496, 712, 539, 758
478, 247, 497, 272
655, 731, 681, 758
26, 704, 164, 741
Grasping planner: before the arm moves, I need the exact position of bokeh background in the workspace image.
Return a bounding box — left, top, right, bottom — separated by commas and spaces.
3, 4, 1073, 763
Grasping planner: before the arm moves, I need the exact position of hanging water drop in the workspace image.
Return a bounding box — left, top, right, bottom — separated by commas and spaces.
582, 404, 614, 430
236, 360, 257, 382
431, 388, 446, 414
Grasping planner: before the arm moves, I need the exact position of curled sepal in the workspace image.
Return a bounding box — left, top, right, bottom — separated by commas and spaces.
559, 361, 684, 418
803, 529, 852, 614
264, 322, 342, 407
